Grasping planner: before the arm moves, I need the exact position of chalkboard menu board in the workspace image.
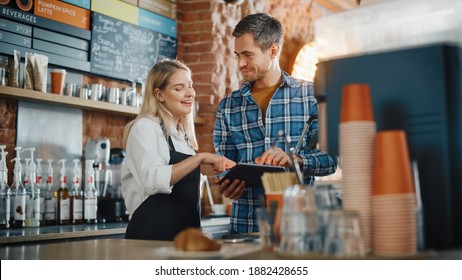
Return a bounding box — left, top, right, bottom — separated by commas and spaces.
90, 12, 177, 81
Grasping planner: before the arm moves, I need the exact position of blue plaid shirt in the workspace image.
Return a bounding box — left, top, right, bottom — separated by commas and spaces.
213, 71, 338, 233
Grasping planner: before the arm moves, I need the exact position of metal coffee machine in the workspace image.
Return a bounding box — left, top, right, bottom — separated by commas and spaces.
85, 138, 111, 197
85, 139, 128, 222
85, 138, 112, 222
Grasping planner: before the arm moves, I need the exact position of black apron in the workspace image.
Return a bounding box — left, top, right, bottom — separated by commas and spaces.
125, 137, 201, 240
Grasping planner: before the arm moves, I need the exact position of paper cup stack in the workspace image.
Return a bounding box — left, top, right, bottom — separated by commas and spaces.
339, 84, 376, 253
372, 130, 417, 256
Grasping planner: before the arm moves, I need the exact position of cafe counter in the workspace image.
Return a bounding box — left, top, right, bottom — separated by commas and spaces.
1, 237, 461, 260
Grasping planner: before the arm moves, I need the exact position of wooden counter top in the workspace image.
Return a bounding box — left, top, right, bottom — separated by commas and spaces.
1, 218, 459, 260
0, 238, 262, 260
1, 237, 460, 260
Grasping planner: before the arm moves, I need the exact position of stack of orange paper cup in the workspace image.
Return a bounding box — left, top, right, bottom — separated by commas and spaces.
266, 192, 284, 209
372, 130, 417, 257
339, 83, 376, 253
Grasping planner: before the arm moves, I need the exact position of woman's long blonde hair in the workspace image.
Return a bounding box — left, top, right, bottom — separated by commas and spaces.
123, 59, 198, 150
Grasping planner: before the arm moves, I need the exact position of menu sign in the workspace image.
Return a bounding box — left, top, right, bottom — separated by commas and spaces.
34, 0, 90, 30
90, 12, 177, 81
0, 5, 91, 40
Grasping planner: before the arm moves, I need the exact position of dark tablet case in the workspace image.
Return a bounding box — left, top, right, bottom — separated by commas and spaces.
218, 163, 286, 188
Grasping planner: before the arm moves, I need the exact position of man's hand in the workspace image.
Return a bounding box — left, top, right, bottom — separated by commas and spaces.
255, 147, 292, 167
215, 178, 246, 200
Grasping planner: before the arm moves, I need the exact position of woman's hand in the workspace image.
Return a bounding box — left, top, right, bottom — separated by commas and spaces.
171, 153, 234, 186
199, 153, 236, 173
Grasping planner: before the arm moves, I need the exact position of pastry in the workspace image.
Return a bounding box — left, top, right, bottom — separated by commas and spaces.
173, 228, 221, 252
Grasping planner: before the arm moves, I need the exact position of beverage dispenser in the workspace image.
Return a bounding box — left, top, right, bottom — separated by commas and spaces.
85, 138, 111, 222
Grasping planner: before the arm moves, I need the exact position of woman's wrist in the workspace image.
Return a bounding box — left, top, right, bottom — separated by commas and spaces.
196, 153, 206, 163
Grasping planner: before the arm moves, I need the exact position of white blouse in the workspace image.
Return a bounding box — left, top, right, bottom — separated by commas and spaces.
121, 117, 196, 217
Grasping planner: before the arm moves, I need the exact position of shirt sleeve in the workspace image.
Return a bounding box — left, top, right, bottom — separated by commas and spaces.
213, 98, 239, 161
299, 150, 339, 176
125, 119, 173, 195
298, 89, 339, 177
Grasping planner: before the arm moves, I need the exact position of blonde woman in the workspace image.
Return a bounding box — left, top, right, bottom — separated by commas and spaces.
122, 59, 235, 240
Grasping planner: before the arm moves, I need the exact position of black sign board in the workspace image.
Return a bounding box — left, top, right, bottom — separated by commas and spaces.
90, 12, 177, 82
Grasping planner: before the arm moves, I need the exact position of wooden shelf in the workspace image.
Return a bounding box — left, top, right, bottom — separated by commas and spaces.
0, 86, 209, 124
0, 85, 139, 116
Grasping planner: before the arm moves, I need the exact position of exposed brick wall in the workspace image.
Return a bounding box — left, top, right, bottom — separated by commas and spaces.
0, 99, 17, 185
81, 75, 135, 150
83, 111, 134, 150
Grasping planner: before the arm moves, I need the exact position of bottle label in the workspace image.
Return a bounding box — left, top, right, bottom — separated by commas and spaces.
59, 199, 70, 220
84, 198, 97, 219
14, 195, 26, 221
45, 198, 56, 220
73, 198, 83, 220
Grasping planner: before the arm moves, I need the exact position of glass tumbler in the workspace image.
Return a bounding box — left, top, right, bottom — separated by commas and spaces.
315, 184, 342, 246
323, 210, 365, 257
256, 207, 278, 252
278, 184, 321, 255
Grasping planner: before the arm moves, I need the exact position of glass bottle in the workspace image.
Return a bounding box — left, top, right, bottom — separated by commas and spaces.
9, 147, 22, 227
84, 160, 98, 224
23, 148, 40, 228
36, 158, 45, 225
71, 159, 83, 224
8, 173, 16, 228
0, 145, 10, 229
56, 159, 71, 225
11, 156, 25, 228
44, 159, 56, 226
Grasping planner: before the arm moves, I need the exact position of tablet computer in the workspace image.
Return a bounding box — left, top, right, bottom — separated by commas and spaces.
217, 163, 286, 188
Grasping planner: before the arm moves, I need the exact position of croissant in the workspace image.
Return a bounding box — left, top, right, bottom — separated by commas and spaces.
173, 228, 221, 251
